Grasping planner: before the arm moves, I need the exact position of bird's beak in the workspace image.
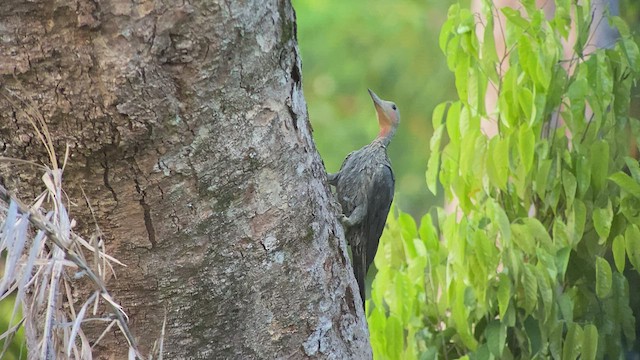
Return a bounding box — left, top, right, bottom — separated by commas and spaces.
368, 88, 389, 125
368, 89, 383, 109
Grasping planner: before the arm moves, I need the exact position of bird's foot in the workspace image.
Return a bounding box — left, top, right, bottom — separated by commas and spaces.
327, 172, 338, 186
339, 214, 351, 228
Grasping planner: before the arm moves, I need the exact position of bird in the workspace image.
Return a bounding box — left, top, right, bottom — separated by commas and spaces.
327, 89, 399, 307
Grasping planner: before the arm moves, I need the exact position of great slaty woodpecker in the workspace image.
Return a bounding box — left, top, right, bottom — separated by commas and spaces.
327, 89, 399, 307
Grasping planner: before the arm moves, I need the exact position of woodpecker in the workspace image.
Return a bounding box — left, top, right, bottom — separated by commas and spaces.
327, 89, 399, 307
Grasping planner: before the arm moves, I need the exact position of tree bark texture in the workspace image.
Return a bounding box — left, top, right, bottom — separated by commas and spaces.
0, 0, 371, 358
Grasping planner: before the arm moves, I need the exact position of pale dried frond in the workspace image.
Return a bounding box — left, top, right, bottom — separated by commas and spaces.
0, 182, 143, 359
0, 88, 145, 358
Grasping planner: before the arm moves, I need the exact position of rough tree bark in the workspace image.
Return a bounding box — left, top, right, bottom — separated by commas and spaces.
0, 0, 371, 358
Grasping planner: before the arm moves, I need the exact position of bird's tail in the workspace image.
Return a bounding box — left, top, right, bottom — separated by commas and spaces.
352, 245, 367, 309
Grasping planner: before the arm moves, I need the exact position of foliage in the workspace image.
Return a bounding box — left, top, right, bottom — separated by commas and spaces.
0, 104, 143, 358
368, 0, 640, 358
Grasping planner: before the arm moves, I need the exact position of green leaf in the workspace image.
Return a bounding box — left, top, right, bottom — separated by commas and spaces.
613, 272, 637, 343
431, 102, 448, 129
439, 5, 458, 53
582, 324, 598, 360
534, 265, 553, 320
575, 155, 590, 197
419, 213, 438, 250
610, 172, 640, 199
553, 219, 571, 248
481, 15, 499, 83
611, 16, 631, 37
456, 8, 474, 35
487, 136, 509, 190
426, 125, 444, 195
502, 7, 530, 29
562, 322, 583, 360
486, 320, 506, 357
524, 316, 543, 355
523, 264, 538, 314
476, 229, 497, 272
568, 75, 588, 111
518, 126, 536, 172
452, 282, 478, 350
459, 129, 481, 180
549, 321, 563, 359
521, 0, 536, 14
593, 200, 613, 243
489, 199, 511, 245
455, 55, 470, 103
556, 246, 571, 280
613, 234, 626, 273
511, 223, 535, 254
385, 315, 403, 357
562, 169, 577, 208
569, 199, 586, 246
595, 256, 612, 298
536, 247, 558, 280
523, 218, 554, 250
535, 159, 552, 199
497, 274, 511, 318
573, 2, 588, 55
591, 140, 609, 192
625, 157, 640, 182
367, 307, 386, 357
625, 225, 640, 270
440, 143, 459, 195
621, 37, 640, 73
446, 101, 462, 145
518, 87, 534, 125
399, 213, 418, 260
498, 69, 518, 128
554, 0, 571, 36
445, 32, 461, 71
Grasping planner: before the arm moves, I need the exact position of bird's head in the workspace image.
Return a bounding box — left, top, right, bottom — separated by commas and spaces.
368, 89, 400, 141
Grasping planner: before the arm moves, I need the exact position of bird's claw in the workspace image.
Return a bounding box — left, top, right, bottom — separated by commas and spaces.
339, 214, 351, 227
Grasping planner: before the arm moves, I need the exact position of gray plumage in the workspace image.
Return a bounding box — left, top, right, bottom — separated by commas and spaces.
327, 89, 399, 307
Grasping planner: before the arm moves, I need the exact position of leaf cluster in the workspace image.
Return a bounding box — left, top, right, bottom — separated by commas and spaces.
369, 1, 640, 358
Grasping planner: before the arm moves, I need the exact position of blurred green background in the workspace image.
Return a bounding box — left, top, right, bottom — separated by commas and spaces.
294, 0, 640, 217
293, 0, 457, 217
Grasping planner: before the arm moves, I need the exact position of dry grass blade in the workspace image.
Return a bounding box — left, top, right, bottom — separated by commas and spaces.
118, 322, 143, 359
149, 309, 167, 360
2, 86, 58, 169
72, 233, 125, 267
0, 185, 141, 357
78, 330, 92, 359
92, 320, 117, 349
0, 318, 25, 342
0, 202, 22, 296
81, 187, 112, 280
158, 310, 167, 360
41, 256, 63, 359
0, 318, 25, 359
1, 88, 143, 358
0, 157, 45, 169
67, 292, 97, 356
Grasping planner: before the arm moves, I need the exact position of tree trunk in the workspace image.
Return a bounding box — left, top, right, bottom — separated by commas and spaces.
0, 0, 371, 358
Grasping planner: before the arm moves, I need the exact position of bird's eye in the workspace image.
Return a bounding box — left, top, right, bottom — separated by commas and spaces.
391, 104, 397, 110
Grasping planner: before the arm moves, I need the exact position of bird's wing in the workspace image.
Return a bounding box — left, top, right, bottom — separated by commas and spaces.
335, 149, 362, 215
363, 163, 395, 271
338, 150, 356, 173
